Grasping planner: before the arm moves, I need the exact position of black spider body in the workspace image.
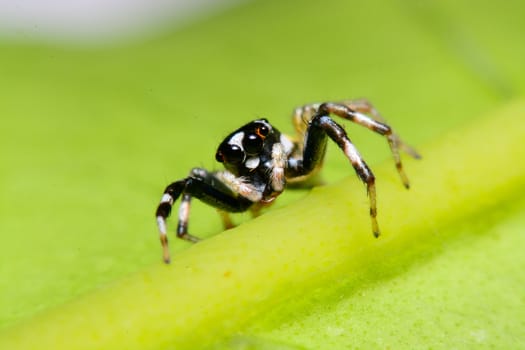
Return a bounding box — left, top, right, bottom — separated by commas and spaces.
215, 119, 286, 200
155, 99, 420, 263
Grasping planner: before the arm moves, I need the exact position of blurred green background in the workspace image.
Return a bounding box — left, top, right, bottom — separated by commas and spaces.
1, 0, 524, 348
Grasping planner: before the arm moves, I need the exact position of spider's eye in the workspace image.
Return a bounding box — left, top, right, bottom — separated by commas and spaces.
215, 150, 224, 163
256, 125, 269, 137
216, 144, 244, 164
243, 133, 264, 155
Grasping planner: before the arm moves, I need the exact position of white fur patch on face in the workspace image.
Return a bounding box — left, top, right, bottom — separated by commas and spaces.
280, 134, 294, 154
245, 156, 260, 169
272, 143, 287, 167
228, 131, 245, 149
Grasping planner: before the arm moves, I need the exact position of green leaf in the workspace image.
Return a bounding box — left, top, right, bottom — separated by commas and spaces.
1, 0, 525, 349
1, 101, 524, 349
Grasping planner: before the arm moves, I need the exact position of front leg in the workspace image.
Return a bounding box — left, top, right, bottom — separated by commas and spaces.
287, 115, 380, 237
155, 168, 255, 263
294, 100, 420, 188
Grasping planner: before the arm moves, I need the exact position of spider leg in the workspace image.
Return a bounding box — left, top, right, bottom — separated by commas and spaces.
217, 210, 235, 229
294, 101, 419, 188
247, 143, 286, 216
155, 168, 254, 263
287, 115, 380, 237
341, 98, 421, 159
292, 104, 317, 144
176, 193, 197, 243
249, 199, 278, 218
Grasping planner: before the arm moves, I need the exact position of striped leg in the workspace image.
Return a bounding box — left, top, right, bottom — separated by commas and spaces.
155, 168, 254, 263
294, 100, 420, 188
341, 98, 421, 160
287, 115, 380, 237
155, 180, 185, 263
176, 193, 199, 243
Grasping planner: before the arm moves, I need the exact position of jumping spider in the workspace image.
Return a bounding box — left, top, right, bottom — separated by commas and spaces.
155, 99, 420, 263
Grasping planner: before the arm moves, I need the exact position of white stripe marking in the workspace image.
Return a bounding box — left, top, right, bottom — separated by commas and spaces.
354, 112, 378, 129
228, 131, 245, 148
245, 157, 260, 169
216, 171, 262, 202
178, 200, 190, 222
161, 193, 173, 204
343, 141, 362, 165
157, 216, 167, 235
280, 134, 294, 155
271, 143, 286, 192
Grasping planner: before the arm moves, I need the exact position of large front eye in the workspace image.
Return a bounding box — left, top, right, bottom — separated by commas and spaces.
243, 133, 263, 155
216, 144, 245, 164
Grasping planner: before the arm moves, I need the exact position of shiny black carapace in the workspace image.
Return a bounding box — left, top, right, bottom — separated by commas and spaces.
155, 99, 420, 263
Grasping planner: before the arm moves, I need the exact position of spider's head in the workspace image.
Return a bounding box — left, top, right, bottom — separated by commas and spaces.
215, 119, 276, 174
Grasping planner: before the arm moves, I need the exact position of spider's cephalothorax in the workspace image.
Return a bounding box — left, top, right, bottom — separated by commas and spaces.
155, 99, 420, 263
214, 118, 293, 202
